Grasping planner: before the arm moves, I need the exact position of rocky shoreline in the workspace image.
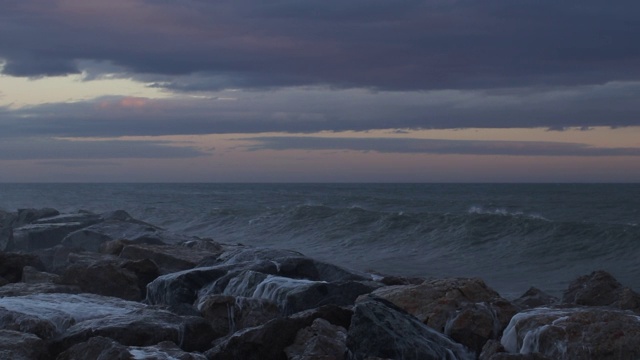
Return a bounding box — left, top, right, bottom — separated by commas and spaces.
1, 208, 639, 360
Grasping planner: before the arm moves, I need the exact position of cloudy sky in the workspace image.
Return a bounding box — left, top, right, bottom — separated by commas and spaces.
1, 0, 639, 182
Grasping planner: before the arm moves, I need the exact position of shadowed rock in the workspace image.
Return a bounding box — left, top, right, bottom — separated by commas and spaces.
0, 252, 45, 283
120, 242, 221, 274
0, 329, 48, 360
513, 287, 559, 310
502, 307, 640, 359
285, 318, 348, 360
346, 296, 474, 360
57, 337, 209, 360
196, 295, 281, 338
562, 270, 640, 311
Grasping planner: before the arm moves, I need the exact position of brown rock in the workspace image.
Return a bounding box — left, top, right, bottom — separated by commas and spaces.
562, 270, 640, 311
0, 252, 45, 283
512, 287, 558, 310
120, 243, 219, 274
0, 329, 48, 360
60, 261, 141, 301
21, 265, 61, 284
284, 318, 347, 360
196, 295, 281, 338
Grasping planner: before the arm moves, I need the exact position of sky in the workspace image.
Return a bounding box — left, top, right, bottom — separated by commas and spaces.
1, 0, 639, 182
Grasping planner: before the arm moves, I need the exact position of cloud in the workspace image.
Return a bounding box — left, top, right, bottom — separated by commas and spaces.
243, 136, 640, 157
1, 0, 639, 91
0, 137, 208, 160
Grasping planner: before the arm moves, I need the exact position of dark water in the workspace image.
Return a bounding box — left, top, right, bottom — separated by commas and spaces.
1, 183, 639, 298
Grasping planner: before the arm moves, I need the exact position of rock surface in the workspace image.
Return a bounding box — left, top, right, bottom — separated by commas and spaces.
562, 270, 640, 311
285, 318, 348, 360
56, 336, 208, 360
0, 329, 48, 360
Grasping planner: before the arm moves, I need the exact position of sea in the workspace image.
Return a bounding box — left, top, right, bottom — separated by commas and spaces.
1, 183, 638, 299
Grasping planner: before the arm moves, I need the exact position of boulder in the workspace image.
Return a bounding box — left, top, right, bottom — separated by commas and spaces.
56, 336, 210, 360
196, 295, 281, 338
120, 243, 220, 274
562, 270, 640, 311
215, 247, 305, 266
0, 293, 146, 339
16, 208, 61, 226
0, 329, 48, 360
0, 224, 12, 252
206, 305, 352, 360
501, 307, 640, 360
60, 260, 142, 301
0, 252, 45, 283
21, 265, 61, 284
284, 318, 348, 360
370, 277, 517, 354
346, 297, 474, 360
146, 265, 233, 306
61, 218, 163, 252
12, 223, 91, 251
513, 287, 559, 310
51, 308, 216, 354
216, 270, 379, 314
0, 282, 81, 297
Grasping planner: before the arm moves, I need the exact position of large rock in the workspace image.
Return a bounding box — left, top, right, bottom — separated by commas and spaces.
120, 242, 221, 274
346, 297, 474, 360
0, 293, 146, 339
562, 270, 640, 311
59, 260, 142, 301
61, 216, 162, 252
216, 270, 379, 314
196, 295, 281, 338
501, 307, 640, 360
16, 208, 61, 226
0, 329, 48, 360
370, 277, 517, 354
51, 308, 216, 354
0, 252, 45, 283
57, 337, 208, 360
0, 282, 81, 297
146, 265, 234, 306
206, 305, 352, 360
513, 287, 559, 310
284, 318, 348, 360
13, 223, 91, 251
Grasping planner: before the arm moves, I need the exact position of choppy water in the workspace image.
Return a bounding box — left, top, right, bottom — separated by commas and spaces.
1, 183, 639, 298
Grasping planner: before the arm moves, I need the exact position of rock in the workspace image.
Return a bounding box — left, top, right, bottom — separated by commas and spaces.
0, 282, 81, 297
121, 258, 161, 298
12, 223, 91, 251
501, 307, 640, 360
346, 297, 474, 360
562, 270, 640, 311
120, 243, 220, 274
56, 337, 209, 360
206, 305, 352, 360
0, 329, 48, 360
61, 218, 163, 252
0, 293, 146, 339
146, 265, 233, 306
370, 277, 517, 354
215, 247, 305, 265
16, 208, 61, 226
512, 287, 559, 310
60, 260, 142, 301
52, 308, 216, 354
0, 224, 12, 252
273, 256, 371, 282
0, 252, 45, 283
216, 270, 379, 314
479, 339, 505, 360
284, 318, 347, 360
21, 265, 61, 283
196, 295, 281, 338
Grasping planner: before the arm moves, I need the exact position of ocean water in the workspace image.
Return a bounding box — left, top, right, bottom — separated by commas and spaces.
1, 183, 638, 298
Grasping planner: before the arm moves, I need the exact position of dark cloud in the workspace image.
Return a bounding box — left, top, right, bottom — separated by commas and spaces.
0, 137, 208, 160
1, 0, 639, 90
243, 136, 640, 157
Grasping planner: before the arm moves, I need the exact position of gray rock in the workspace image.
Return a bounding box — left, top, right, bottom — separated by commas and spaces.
145, 265, 232, 306
562, 270, 640, 311
0, 282, 81, 297
61, 219, 162, 252
13, 222, 91, 251
501, 307, 640, 360
21, 265, 61, 284
346, 297, 474, 360
285, 318, 347, 360
60, 260, 142, 301
120, 242, 220, 274
0, 252, 45, 283
0, 329, 48, 360
206, 305, 352, 360
196, 295, 281, 338
513, 287, 559, 310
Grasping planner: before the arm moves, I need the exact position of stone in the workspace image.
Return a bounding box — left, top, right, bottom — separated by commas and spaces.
12, 223, 90, 251
0, 329, 48, 360
55, 336, 132, 360
52, 308, 216, 354
60, 260, 142, 301
562, 270, 640, 311
206, 305, 352, 360
21, 265, 61, 284
0, 252, 45, 283
146, 265, 233, 306
196, 295, 281, 338
512, 287, 558, 310
215, 247, 305, 265
370, 277, 517, 354
284, 318, 347, 360
16, 208, 60, 226
0, 282, 81, 297
61, 218, 163, 252
346, 297, 474, 360
501, 307, 640, 360
121, 258, 161, 298
120, 243, 219, 274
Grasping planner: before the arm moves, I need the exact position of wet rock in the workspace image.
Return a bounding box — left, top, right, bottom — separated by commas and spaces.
216, 247, 305, 265
370, 277, 516, 354
501, 307, 640, 360
196, 295, 281, 338
216, 270, 379, 314
55, 336, 131, 360
562, 270, 640, 311
284, 318, 347, 360
0, 293, 146, 339
513, 287, 559, 310
61, 218, 163, 252
479, 339, 505, 360
120, 242, 220, 274
60, 260, 142, 301
146, 265, 232, 306
0, 282, 81, 297
346, 297, 474, 360
0, 252, 45, 283
16, 208, 61, 226
121, 258, 161, 298
273, 256, 371, 282
0, 329, 48, 360
21, 265, 61, 284
0, 224, 12, 252
13, 223, 90, 251
206, 305, 352, 360
52, 308, 216, 354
